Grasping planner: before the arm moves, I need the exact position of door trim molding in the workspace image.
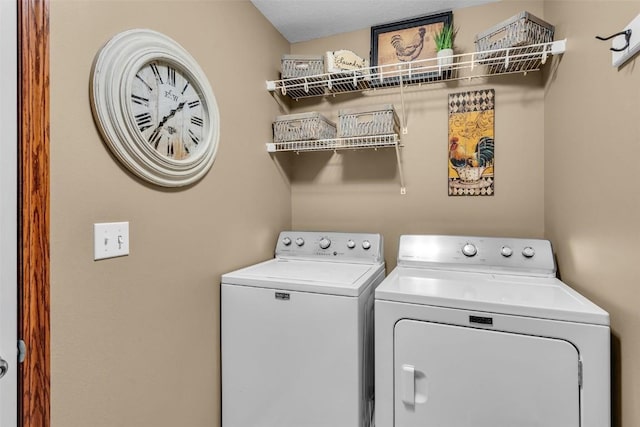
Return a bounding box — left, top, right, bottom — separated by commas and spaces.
18, 0, 51, 425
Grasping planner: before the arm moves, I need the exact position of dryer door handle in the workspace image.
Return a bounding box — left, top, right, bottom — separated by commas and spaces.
400, 364, 415, 406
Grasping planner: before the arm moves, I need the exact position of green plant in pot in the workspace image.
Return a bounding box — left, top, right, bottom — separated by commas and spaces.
434, 24, 456, 74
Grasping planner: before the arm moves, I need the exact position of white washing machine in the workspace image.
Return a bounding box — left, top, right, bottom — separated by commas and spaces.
375, 235, 610, 427
222, 231, 385, 427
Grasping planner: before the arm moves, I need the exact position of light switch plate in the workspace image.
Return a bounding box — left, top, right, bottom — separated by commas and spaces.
94, 221, 129, 260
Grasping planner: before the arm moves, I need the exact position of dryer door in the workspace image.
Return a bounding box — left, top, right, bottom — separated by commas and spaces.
394, 319, 579, 427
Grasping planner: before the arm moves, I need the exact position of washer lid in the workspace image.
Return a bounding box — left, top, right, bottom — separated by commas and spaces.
375, 267, 609, 325
222, 259, 384, 296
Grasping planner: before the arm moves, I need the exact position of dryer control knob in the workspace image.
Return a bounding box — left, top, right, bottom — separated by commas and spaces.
282, 237, 292, 246
295, 237, 305, 247
319, 238, 331, 249
347, 240, 356, 249
500, 246, 513, 257
522, 246, 536, 258
462, 243, 477, 257
362, 240, 372, 250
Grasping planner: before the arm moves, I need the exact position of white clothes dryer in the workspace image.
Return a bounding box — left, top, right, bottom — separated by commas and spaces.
375, 235, 610, 427
222, 231, 385, 427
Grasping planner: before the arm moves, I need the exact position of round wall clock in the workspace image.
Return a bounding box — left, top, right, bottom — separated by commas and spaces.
90, 29, 220, 187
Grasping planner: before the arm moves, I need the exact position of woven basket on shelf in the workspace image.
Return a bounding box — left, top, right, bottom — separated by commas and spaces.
338, 104, 399, 138
474, 11, 555, 73
273, 112, 336, 143
281, 54, 324, 78
474, 11, 555, 54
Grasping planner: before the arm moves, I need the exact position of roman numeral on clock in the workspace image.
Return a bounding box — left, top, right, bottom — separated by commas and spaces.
135, 112, 153, 132
149, 128, 163, 148
188, 129, 200, 145
150, 63, 163, 84
167, 66, 176, 87
191, 116, 203, 127
187, 100, 200, 109
131, 94, 149, 107
135, 73, 153, 91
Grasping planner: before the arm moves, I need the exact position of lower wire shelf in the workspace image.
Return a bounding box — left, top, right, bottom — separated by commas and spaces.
266, 134, 398, 153
266, 134, 406, 194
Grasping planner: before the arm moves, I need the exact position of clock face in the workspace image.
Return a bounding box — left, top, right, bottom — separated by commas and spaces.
90, 29, 220, 187
130, 60, 206, 161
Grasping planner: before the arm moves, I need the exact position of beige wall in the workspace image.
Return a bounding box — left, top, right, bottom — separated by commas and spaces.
289, 1, 548, 268
544, 2, 640, 426
49, 1, 640, 427
291, 1, 640, 426
50, 1, 290, 425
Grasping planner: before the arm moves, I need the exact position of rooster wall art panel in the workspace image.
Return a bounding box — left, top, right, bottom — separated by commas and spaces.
448, 89, 495, 196
371, 12, 452, 85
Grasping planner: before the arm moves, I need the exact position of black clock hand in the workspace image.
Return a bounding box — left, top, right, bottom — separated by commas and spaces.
157, 101, 186, 129
149, 101, 186, 148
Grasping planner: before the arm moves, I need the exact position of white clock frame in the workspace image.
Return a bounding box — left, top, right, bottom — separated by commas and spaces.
90, 29, 220, 187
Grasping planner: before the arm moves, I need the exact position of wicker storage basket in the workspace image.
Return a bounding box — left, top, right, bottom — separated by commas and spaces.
338, 104, 399, 138
474, 11, 555, 56
280, 55, 326, 98
281, 54, 324, 78
273, 112, 336, 143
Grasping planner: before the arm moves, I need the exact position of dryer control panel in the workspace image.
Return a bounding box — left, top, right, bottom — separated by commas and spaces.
397, 235, 556, 277
276, 231, 383, 264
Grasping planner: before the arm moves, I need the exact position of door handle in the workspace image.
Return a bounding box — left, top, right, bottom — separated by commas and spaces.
0, 357, 8, 379
400, 364, 415, 406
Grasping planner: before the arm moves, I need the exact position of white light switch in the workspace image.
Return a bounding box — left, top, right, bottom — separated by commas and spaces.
94, 221, 129, 260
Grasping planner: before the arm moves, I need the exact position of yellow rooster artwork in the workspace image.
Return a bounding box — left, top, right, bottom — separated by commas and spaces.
448, 90, 496, 196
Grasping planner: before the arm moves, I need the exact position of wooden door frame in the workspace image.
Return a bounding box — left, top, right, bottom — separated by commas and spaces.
18, 0, 50, 426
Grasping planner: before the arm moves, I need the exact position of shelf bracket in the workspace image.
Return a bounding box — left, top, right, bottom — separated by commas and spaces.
394, 140, 406, 195
398, 67, 408, 135
550, 39, 566, 55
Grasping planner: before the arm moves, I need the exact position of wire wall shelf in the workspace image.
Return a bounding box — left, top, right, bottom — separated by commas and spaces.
266, 40, 566, 99
266, 134, 400, 153
266, 134, 406, 194
264, 40, 566, 195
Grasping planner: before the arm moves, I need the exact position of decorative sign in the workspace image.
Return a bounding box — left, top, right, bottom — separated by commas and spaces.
448, 89, 495, 196
325, 50, 369, 73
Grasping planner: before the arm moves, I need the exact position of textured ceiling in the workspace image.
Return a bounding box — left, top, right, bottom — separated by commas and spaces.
251, 0, 499, 43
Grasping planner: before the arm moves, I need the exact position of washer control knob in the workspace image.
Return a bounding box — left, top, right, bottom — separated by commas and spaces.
500, 246, 513, 257
362, 240, 372, 250
522, 246, 536, 258
462, 243, 477, 257
295, 237, 305, 247
347, 240, 356, 249
319, 238, 331, 249
282, 237, 292, 246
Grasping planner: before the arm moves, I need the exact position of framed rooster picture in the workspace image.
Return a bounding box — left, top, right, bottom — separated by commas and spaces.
448, 89, 495, 196
370, 11, 452, 86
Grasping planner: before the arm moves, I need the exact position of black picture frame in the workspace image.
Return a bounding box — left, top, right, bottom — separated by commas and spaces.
370, 11, 453, 86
